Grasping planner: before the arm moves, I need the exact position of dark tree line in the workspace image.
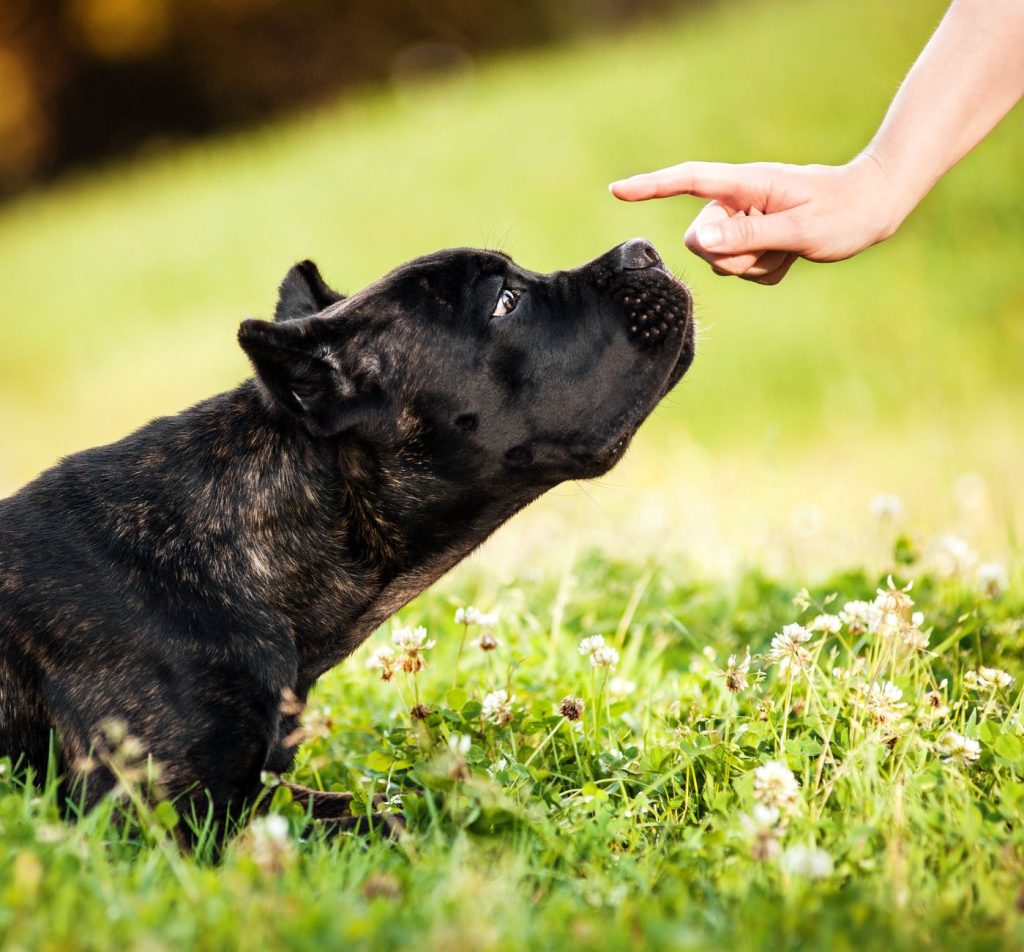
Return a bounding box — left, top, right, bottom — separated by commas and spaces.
0, 0, 688, 196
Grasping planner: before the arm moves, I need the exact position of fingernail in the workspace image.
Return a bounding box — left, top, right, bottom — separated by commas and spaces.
608, 181, 623, 193
697, 224, 722, 249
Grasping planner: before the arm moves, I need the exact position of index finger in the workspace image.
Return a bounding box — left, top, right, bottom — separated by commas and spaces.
610, 161, 770, 206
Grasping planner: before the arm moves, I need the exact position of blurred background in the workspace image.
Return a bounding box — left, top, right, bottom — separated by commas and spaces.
0, 0, 1021, 579
0, 0, 684, 195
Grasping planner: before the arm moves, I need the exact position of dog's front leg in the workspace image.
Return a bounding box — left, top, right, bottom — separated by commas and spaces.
270, 785, 405, 838
279, 783, 358, 819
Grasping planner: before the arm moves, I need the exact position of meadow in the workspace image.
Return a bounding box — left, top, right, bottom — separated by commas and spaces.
0, 0, 1022, 947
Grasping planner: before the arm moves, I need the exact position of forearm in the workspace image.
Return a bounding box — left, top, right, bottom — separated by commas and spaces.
862, 0, 1024, 230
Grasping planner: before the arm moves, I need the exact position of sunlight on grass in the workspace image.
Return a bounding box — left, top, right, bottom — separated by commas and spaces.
0, 0, 1021, 573
1, 547, 1022, 950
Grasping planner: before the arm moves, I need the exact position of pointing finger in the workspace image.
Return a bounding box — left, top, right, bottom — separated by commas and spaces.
611, 161, 773, 207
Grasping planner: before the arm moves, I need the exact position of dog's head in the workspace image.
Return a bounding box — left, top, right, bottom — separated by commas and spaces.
238, 240, 693, 489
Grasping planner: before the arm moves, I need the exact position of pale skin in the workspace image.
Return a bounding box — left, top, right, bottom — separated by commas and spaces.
609, 0, 1024, 285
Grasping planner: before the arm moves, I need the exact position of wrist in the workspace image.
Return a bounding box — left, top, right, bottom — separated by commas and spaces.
846, 149, 924, 242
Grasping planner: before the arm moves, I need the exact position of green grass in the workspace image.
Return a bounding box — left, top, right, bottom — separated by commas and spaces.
0, 0, 1022, 565
1, 0, 1023, 947
2, 548, 1023, 950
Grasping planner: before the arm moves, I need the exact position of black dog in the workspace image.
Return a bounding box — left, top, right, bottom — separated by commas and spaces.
0, 239, 693, 834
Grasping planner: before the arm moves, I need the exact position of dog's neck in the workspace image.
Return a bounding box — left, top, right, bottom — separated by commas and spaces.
167, 383, 538, 690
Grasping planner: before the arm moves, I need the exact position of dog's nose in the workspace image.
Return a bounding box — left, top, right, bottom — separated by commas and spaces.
615, 238, 663, 271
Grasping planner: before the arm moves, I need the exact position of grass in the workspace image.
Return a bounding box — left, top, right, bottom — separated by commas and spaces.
1, 544, 1022, 950
1, 0, 1023, 947
0, 0, 1021, 571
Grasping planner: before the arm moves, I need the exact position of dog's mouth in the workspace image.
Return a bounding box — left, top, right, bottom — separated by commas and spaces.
632, 254, 693, 341
635, 262, 695, 406
509, 245, 695, 483
588, 267, 694, 472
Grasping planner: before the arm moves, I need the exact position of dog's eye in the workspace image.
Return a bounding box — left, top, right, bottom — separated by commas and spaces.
491, 288, 519, 318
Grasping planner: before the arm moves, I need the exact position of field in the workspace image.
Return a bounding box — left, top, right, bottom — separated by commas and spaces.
0, 0, 1022, 947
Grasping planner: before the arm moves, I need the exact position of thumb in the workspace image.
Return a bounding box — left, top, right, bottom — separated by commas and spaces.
693, 208, 808, 256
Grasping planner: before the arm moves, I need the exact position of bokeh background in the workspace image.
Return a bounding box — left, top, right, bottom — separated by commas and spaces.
1, 0, 1021, 579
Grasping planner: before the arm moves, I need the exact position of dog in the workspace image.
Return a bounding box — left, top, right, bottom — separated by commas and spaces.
0, 238, 693, 835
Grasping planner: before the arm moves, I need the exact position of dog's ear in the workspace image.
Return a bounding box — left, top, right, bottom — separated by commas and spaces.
275, 260, 345, 323
238, 317, 383, 437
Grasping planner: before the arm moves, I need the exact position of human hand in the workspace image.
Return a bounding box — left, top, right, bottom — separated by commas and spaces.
609, 154, 903, 285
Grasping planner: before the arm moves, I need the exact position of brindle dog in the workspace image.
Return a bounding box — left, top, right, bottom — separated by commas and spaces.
0, 238, 693, 836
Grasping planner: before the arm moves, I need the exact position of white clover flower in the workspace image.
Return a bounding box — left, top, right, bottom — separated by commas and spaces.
870, 494, 904, 522
767, 624, 815, 674
873, 576, 915, 623
578, 635, 607, 657
977, 562, 1009, 599
482, 689, 514, 726
808, 613, 842, 635
922, 685, 950, 719
444, 733, 471, 781
752, 760, 800, 813
874, 612, 901, 641
591, 645, 620, 671
963, 667, 1015, 692
559, 696, 585, 721
607, 677, 636, 699
902, 626, 930, 652
475, 631, 501, 651
854, 680, 908, 726
939, 730, 981, 765
791, 588, 812, 612
34, 824, 65, 845
455, 606, 481, 626
248, 814, 296, 873
391, 625, 436, 674
741, 803, 783, 862
392, 625, 435, 652
995, 619, 1024, 639
366, 645, 397, 682
263, 814, 289, 840
720, 647, 752, 694
476, 611, 499, 629
839, 600, 884, 635
932, 535, 977, 577
780, 844, 833, 879
748, 803, 781, 828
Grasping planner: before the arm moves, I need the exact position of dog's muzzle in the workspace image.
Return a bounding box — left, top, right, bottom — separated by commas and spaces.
609, 238, 692, 350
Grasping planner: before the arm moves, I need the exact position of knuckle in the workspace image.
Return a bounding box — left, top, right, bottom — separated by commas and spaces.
730, 216, 758, 246
785, 217, 811, 250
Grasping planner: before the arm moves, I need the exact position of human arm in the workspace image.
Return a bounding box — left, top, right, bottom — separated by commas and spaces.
609, 0, 1024, 284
